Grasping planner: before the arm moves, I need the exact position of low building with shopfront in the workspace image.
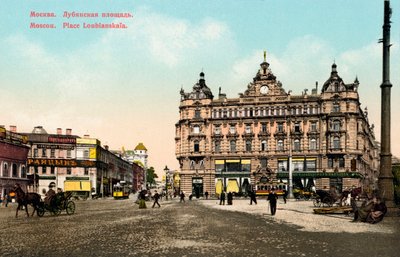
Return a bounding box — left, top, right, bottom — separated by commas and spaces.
175, 55, 378, 197
22, 127, 135, 198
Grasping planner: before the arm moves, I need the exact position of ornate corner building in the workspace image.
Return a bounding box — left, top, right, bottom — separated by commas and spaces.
175, 56, 378, 196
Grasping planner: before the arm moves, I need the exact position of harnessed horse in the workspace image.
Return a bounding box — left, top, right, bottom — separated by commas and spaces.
13, 184, 41, 218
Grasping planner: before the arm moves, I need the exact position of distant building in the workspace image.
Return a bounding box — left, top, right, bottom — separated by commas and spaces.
176, 56, 378, 196
22, 126, 135, 198
0, 126, 30, 197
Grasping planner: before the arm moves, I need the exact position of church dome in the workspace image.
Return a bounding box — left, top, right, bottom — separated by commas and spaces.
134, 142, 147, 151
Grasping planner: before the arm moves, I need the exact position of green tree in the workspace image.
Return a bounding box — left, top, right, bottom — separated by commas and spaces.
146, 167, 158, 187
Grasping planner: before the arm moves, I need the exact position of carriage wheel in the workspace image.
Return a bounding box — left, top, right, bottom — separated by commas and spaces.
66, 201, 75, 215
52, 208, 61, 216
322, 197, 333, 207
37, 206, 45, 217
313, 197, 321, 207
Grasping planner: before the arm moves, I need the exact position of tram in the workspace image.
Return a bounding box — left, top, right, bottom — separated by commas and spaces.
255, 182, 287, 196
113, 182, 130, 199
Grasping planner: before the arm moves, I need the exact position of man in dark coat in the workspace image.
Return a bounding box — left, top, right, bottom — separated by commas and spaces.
219, 191, 226, 205
152, 190, 161, 208
250, 190, 257, 205
267, 188, 278, 215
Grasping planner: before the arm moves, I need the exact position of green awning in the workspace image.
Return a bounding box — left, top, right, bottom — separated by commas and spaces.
276, 172, 363, 179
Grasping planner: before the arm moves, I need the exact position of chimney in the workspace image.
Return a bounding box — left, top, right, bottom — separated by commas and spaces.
104, 145, 109, 151
84, 134, 90, 139
57, 128, 62, 135
10, 125, 17, 133
66, 128, 72, 135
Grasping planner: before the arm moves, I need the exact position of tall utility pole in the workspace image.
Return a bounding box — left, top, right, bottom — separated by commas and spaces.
378, 0, 396, 214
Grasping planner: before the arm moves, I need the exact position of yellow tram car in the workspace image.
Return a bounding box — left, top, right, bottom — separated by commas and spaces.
113, 183, 130, 199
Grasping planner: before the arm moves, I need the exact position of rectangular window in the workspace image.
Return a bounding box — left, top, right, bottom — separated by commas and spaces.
277, 123, 283, 132
328, 158, 334, 168
67, 168, 72, 175
215, 160, 225, 173
241, 160, 251, 172
42, 166, 47, 174
42, 148, 47, 157
84, 150, 89, 158
84, 168, 89, 176
33, 148, 38, 157
51, 167, 55, 175
278, 160, 287, 172
311, 122, 317, 132
67, 150, 72, 158
214, 141, 221, 153
226, 160, 240, 172
260, 158, 267, 168
195, 110, 201, 118
305, 160, 316, 171
261, 123, 267, 132
339, 157, 345, 168
292, 160, 304, 171
50, 149, 55, 158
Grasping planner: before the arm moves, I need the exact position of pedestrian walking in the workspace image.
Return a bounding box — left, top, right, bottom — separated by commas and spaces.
138, 190, 147, 209
152, 190, 161, 208
227, 192, 233, 205
267, 188, 278, 215
249, 190, 257, 205
204, 191, 209, 200
4, 194, 9, 207
180, 191, 185, 203
219, 191, 226, 205
283, 189, 288, 204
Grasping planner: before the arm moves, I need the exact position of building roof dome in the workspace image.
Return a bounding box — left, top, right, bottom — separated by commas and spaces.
134, 142, 147, 151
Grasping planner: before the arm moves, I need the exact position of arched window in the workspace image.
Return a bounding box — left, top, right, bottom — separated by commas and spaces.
194, 140, 200, 152
12, 164, 18, 177
21, 166, 26, 178
246, 140, 252, 152
277, 140, 284, 151
261, 140, 267, 151
294, 139, 301, 151
230, 140, 236, 152
3, 162, 8, 177
333, 137, 340, 149
310, 138, 317, 150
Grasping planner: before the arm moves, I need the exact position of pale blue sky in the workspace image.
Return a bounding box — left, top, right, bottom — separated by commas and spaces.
1, 0, 399, 174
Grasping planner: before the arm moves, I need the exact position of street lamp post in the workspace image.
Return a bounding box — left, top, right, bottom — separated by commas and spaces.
164, 165, 169, 200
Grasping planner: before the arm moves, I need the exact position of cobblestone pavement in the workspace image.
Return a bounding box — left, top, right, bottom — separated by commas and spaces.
0, 197, 399, 257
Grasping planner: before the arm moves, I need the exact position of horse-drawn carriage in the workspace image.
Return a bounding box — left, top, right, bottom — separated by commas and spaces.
37, 191, 76, 217
313, 189, 341, 207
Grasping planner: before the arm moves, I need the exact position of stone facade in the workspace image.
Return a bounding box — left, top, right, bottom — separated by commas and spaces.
0, 126, 30, 198
175, 57, 378, 196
